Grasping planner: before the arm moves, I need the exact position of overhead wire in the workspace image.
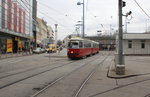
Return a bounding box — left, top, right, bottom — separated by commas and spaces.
133, 0, 150, 18
37, 1, 65, 16
37, 1, 78, 32
19, 0, 74, 31
38, 12, 73, 31
37, 1, 76, 22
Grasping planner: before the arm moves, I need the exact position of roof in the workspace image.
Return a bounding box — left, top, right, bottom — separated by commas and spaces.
69, 37, 84, 41
123, 33, 150, 40
69, 37, 99, 44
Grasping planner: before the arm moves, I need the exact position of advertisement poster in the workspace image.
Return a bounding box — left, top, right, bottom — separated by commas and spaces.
7, 39, 13, 53
18, 40, 22, 49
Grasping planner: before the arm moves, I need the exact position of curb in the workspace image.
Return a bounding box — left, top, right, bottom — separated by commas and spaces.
107, 60, 142, 79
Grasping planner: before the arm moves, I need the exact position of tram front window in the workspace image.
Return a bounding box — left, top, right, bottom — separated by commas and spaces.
68, 42, 79, 48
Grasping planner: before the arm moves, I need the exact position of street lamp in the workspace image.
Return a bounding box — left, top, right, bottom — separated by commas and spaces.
124, 11, 132, 33
77, 0, 85, 38
76, 20, 83, 36
55, 24, 58, 45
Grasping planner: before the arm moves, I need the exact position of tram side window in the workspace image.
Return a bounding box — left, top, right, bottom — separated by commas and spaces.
93, 44, 96, 48
96, 44, 99, 48
84, 42, 91, 48
79, 42, 83, 48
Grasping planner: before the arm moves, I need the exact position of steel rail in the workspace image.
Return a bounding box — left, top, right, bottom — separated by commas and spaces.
30, 54, 102, 97
0, 61, 75, 89
74, 55, 109, 97
0, 59, 66, 79
0, 54, 99, 90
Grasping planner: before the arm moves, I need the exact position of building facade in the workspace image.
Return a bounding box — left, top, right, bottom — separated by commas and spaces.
0, 0, 33, 53
36, 18, 54, 48
85, 36, 116, 50
32, 0, 37, 48
47, 25, 54, 44
116, 33, 150, 55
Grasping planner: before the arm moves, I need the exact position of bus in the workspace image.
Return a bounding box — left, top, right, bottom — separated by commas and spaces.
47, 44, 57, 53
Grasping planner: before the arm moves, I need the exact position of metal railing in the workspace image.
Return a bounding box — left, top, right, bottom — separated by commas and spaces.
0, 50, 33, 59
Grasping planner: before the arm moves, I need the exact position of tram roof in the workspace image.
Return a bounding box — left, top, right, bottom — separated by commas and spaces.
69, 37, 84, 41
69, 37, 99, 44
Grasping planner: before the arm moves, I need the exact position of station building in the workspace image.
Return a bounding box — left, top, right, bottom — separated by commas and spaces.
116, 33, 150, 55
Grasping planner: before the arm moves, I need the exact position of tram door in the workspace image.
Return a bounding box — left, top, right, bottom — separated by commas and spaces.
13, 40, 18, 53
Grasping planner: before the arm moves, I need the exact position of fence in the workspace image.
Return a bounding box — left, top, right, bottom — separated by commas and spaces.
0, 50, 32, 59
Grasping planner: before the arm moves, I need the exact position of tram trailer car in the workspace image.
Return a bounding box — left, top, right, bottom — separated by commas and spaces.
67, 37, 99, 59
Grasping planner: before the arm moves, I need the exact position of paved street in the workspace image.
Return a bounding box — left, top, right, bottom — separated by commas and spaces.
1, 0, 150, 97
0, 49, 150, 97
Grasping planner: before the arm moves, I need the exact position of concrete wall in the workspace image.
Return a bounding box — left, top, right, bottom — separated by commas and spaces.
123, 33, 150, 40
123, 40, 150, 55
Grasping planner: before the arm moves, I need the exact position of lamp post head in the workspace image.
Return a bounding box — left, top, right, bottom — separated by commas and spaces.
77, 2, 82, 5
97, 30, 102, 32
128, 11, 132, 15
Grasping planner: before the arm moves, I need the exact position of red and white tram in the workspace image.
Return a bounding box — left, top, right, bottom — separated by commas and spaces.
67, 37, 99, 59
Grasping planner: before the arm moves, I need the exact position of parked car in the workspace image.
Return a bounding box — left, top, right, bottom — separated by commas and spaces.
41, 48, 46, 53
33, 48, 42, 54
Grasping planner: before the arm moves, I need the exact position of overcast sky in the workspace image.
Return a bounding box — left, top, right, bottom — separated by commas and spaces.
37, 0, 150, 40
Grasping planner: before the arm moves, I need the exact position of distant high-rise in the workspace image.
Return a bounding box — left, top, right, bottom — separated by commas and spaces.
32, 0, 37, 48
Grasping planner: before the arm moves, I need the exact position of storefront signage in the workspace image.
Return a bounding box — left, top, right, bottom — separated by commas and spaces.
7, 39, 13, 53
18, 40, 22, 49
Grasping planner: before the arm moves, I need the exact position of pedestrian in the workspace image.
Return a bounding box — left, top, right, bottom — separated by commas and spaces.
57, 46, 60, 55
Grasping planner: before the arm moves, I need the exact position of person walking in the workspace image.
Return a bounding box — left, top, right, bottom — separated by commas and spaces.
57, 46, 60, 55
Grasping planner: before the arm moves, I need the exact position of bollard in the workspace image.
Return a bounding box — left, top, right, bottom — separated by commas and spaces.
115, 52, 125, 75
116, 65, 125, 75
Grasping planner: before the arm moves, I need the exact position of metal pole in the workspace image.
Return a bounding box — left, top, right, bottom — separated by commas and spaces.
82, 0, 85, 38
117, 0, 125, 75
55, 24, 58, 45
125, 16, 127, 33
118, 0, 123, 65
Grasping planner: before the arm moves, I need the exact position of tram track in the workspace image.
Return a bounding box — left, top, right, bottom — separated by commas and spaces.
30, 54, 109, 97
0, 54, 100, 90
89, 77, 150, 97
0, 60, 74, 89
74, 55, 109, 97
0, 54, 58, 73
0, 58, 67, 79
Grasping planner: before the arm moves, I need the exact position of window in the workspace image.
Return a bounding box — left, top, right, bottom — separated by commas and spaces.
79, 42, 83, 48
128, 40, 132, 48
84, 42, 91, 48
68, 42, 79, 48
141, 40, 145, 49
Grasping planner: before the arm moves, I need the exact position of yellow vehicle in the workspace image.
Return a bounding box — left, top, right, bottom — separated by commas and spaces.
47, 44, 57, 53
